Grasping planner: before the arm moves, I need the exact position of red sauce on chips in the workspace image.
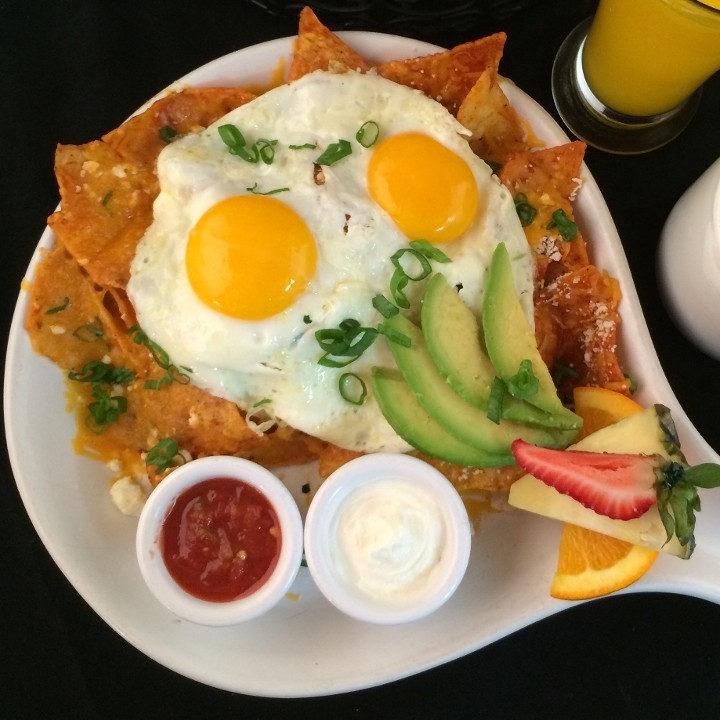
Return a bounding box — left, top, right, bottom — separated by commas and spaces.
160, 477, 281, 602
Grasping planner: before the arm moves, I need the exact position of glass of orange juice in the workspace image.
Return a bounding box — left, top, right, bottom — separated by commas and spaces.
552, 0, 720, 154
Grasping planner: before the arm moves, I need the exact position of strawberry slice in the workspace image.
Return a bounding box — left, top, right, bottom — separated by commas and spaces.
511, 439, 661, 520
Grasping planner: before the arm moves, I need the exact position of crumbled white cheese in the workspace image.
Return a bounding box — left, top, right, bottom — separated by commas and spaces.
110, 475, 151, 516
49, 325, 66, 335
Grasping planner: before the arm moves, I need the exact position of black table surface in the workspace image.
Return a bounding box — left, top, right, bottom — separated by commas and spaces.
3, 1, 720, 717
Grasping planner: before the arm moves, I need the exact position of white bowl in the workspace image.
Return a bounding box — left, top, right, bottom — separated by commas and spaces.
304, 453, 472, 624
659, 155, 720, 360
136, 456, 303, 626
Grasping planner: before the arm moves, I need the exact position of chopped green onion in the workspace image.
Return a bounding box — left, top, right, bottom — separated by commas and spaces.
625, 373, 638, 394
546, 208, 578, 241
377, 323, 411, 347
390, 248, 432, 281
85, 384, 127, 434
372, 294, 399, 319
303, 314, 312, 324
315, 320, 378, 367
389, 267, 411, 309
514, 193, 537, 227
409, 239, 452, 264
218, 124, 247, 151
316, 139, 352, 166
356, 120, 379, 148
552, 360, 580, 387
506, 359, 539, 400
218, 124, 265, 163
146, 437, 181, 473
256, 138, 278, 164
159, 125, 179, 143
101, 191, 113, 208
246, 182, 290, 195
72, 322, 105, 343
486, 377, 506, 424
127, 325, 189, 388
68, 360, 134, 385
45, 297, 69, 315
289, 142, 317, 150
338, 373, 367, 405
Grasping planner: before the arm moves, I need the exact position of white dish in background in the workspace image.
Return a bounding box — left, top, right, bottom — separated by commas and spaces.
5, 32, 720, 698
659, 156, 720, 361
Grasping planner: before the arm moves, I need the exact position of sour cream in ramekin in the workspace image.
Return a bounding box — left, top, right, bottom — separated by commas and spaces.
304, 453, 472, 624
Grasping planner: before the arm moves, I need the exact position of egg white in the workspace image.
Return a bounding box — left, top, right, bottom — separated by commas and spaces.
127, 70, 533, 453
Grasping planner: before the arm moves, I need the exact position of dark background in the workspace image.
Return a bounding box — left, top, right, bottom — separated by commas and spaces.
3, 1, 720, 717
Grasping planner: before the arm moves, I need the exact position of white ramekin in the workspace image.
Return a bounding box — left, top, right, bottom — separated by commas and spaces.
304, 453, 472, 624
136, 455, 303, 626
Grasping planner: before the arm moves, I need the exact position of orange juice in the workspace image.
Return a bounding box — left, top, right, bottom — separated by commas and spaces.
583, 0, 720, 116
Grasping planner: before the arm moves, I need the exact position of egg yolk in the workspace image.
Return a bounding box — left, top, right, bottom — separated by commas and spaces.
367, 131, 480, 244
186, 195, 316, 320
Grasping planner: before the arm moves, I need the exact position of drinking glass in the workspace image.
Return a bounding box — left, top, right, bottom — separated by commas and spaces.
552, 0, 720, 154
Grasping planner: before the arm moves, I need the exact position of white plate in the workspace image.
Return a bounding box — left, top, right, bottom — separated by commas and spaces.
6, 32, 720, 698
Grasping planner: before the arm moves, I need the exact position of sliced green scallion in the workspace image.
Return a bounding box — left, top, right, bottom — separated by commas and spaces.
316, 139, 352, 166
546, 208, 578, 241
315, 320, 378, 368
514, 193, 537, 227
45, 297, 70, 315
159, 125, 179, 143
145, 437, 182, 473
372, 294, 399, 319
486, 377, 506, 424
356, 120, 379, 148
506, 359, 539, 400
338, 373, 367, 405
127, 325, 190, 389
246, 182, 290, 196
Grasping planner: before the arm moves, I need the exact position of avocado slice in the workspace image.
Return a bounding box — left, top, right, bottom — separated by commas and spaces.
482, 242, 582, 431
508, 404, 690, 558
382, 313, 576, 455
371, 367, 514, 467
422, 272, 565, 428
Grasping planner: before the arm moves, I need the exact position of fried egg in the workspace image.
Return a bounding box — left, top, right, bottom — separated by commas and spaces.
127, 70, 533, 453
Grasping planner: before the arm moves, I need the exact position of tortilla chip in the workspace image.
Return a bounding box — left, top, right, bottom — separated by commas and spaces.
536, 265, 629, 397
50, 88, 256, 294
288, 7, 373, 81
49, 140, 156, 291
103, 87, 256, 168
377, 33, 507, 115
457, 69, 526, 165
499, 141, 589, 282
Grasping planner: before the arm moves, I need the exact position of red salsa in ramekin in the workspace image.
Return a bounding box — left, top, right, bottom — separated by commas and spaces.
160, 477, 282, 602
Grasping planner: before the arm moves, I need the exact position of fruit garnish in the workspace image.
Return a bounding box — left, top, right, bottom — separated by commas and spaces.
550, 524, 659, 600
511, 439, 659, 520
573, 385, 644, 440
552, 386, 654, 601
511, 438, 720, 555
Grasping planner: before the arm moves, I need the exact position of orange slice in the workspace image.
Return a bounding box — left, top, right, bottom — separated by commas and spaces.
551, 524, 660, 600
550, 386, 659, 600
573, 385, 645, 440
